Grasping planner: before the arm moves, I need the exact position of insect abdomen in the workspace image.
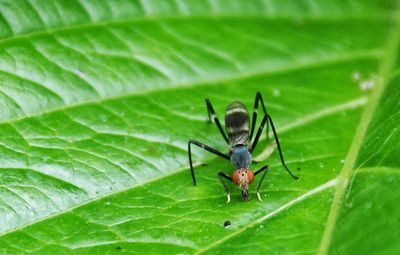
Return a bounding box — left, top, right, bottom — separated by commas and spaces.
225, 101, 249, 146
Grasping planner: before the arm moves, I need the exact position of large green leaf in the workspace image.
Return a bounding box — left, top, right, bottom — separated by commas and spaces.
0, 1, 398, 254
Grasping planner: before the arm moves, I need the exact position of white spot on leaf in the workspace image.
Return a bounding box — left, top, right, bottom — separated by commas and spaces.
272, 89, 281, 97
352, 71, 361, 81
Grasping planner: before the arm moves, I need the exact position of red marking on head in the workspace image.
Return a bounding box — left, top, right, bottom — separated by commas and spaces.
232, 169, 254, 185
248, 170, 254, 184
232, 170, 240, 184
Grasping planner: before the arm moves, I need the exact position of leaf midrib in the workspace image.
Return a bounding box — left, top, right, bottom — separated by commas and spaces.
317, 11, 400, 255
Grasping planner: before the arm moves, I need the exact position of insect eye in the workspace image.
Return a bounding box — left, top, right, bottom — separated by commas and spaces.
248, 170, 254, 184
232, 171, 240, 184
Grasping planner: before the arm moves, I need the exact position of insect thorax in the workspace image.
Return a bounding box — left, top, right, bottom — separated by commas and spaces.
230, 145, 252, 169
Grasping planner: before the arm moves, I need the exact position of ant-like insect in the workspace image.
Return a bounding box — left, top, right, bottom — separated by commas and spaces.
188, 92, 299, 202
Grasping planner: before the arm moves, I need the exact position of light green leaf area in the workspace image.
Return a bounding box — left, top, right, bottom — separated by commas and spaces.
327, 47, 400, 254
0, 1, 398, 254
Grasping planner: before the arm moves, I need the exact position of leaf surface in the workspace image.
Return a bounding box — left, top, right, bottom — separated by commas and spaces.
0, 1, 398, 254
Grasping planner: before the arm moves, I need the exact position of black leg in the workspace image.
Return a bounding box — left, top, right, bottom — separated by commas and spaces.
188, 139, 230, 186
251, 92, 299, 180
250, 92, 270, 141
267, 115, 298, 180
254, 165, 269, 176
218, 172, 232, 203
254, 165, 269, 202
251, 115, 267, 153
205, 99, 229, 144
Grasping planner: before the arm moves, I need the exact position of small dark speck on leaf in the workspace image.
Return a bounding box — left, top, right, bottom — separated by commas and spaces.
297, 167, 301, 171
116, 246, 122, 250
224, 220, 231, 228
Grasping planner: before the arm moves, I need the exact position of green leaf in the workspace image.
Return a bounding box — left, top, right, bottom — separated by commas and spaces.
0, 1, 398, 254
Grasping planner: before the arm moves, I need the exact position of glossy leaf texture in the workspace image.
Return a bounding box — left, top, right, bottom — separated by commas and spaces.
0, 1, 398, 254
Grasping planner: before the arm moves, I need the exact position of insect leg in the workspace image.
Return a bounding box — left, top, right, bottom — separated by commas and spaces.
188, 139, 230, 186
267, 115, 298, 180
250, 92, 270, 141
205, 99, 229, 144
251, 92, 298, 180
251, 114, 268, 152
218, 172, 233, 203
254, 165, 269, 202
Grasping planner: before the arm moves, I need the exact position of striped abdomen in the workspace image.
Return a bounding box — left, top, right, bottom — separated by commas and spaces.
225, 101, 250, 146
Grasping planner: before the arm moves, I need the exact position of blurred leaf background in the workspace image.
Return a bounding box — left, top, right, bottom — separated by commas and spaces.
0, 1, 399, 254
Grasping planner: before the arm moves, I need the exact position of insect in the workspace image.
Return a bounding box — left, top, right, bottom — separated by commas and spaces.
188, 92, 298, 202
